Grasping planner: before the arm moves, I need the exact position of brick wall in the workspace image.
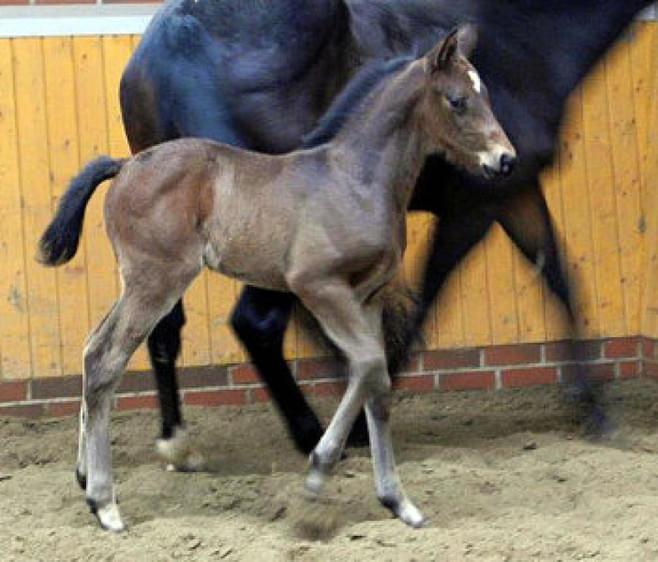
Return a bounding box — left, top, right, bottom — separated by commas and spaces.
0, 337, 652, 419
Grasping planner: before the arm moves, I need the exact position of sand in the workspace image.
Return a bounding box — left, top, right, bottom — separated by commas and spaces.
1, 379, 658, 561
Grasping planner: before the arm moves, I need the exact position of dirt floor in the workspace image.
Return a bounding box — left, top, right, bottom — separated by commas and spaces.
2, 379, 658, 561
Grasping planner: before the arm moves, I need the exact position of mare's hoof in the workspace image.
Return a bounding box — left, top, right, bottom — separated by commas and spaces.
156, 429, 205, 472
582, 407, 617, 440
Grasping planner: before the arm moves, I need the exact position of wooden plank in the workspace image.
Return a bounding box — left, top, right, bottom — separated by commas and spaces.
72, 37, 118, 339
460, 238, 492, 346
207, 276, 244, 365
630, 22, 657, 336
541, 164, 571, 341
485, 226, 519, 345
640, 24, 658, 337
13, 37, 62, 378
604, 38, 644, 337
435, 249, 465, 349
0, 39, 31, 379
43, 36, 90, 376
581, 61, 626, 337
558, 88, 599, 338
403, 212, 434, 346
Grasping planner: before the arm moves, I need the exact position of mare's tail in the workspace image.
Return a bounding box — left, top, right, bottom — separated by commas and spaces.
36, 156, 127, 266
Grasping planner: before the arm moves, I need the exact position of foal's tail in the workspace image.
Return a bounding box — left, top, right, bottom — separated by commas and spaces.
36, 156, 127, 266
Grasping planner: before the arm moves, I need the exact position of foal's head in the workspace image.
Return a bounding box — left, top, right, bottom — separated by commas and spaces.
420, 25, 516, 179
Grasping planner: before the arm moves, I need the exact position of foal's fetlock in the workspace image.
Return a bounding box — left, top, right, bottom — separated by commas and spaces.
86, 496, 125, 532
75, 467, 87, 490
305, 451, 338, 495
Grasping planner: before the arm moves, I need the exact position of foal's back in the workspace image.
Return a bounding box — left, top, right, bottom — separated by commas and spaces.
105, 138, 332, 290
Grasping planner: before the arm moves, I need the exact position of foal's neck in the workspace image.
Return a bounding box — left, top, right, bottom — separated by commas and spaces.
331, 60, 428, 206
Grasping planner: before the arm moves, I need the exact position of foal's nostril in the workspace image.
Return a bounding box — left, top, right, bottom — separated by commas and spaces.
500, 153, 516, 176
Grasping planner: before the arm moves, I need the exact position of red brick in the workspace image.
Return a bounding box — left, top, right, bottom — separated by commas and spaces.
395, 375, 435, 393
644, 361, 658, 380
484, 344, 540, 366
183, 389, 246, 407
502, 367, 557, 388
116, 394, 158, 411
0, 380, 27, 403
181, 365, 228, 389
439, 371, 495, 391
308, 382, 345, 398
603, 338, 639, 359
422, 348, 480, 371
229, 363, 260, 385
35, 0, 95, 4
47, 401, 81, 418
297, 357, 343, 380
398, 354, 420, 375
545, 340, 601, 362
0, 0, 30, 5
561, 362, 616, 383
619, 361, 641, 380
643, 338, 657, 360
249, 387, 270, 403
0, 403, 45, 419
31, 375, 81, 400
102, 0, 160, 3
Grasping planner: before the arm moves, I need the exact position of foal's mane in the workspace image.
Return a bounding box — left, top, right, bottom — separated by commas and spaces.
302, 55, 413, 149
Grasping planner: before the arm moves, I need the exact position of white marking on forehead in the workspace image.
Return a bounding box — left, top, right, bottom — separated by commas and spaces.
468, 70, 481, 94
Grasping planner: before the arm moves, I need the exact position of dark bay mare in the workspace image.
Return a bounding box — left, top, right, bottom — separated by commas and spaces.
115, 0, 651, 469
39, 27, 515, 530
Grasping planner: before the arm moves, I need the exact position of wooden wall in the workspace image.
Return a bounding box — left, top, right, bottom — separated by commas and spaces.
0, 23, 656, 381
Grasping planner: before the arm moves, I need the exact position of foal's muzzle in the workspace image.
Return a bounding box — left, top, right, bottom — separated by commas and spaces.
482, 151, 516, 179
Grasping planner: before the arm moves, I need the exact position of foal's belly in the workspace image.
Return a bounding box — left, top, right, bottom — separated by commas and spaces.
202, 234, 290, 293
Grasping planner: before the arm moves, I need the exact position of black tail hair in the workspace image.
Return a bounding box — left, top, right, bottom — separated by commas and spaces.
36, 155, 126, 266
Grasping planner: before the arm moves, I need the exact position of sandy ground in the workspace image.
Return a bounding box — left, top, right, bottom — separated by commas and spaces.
2, 379, 658, 561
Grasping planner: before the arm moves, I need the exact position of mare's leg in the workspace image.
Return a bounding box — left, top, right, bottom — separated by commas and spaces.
147, 302, 203, 471
292, 278, 423, 527
231, 286, 324, 454
495, 185, 608, 430
388, 206, 497, 374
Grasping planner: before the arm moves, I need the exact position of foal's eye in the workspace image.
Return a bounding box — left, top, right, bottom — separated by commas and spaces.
446, 95, 467, 114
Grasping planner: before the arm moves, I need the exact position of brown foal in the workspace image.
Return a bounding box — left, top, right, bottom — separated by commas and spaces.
38, 25, 515, 531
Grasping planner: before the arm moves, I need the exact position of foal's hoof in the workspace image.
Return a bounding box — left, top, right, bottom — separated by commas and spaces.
382, 496, 427, 529
155, 429, 205, 472
88, 499, 125, 532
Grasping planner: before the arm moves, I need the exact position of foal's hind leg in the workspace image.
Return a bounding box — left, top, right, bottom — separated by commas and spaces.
81, 274, 197, 531
292, 278, 424, 527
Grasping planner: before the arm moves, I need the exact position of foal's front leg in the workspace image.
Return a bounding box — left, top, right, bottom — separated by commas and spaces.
292, 278, 424, 527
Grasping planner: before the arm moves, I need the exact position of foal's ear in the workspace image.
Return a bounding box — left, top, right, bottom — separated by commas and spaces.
425, 24, 478, 73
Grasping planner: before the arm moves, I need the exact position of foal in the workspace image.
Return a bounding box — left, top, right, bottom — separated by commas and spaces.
38, 25, 514, 531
